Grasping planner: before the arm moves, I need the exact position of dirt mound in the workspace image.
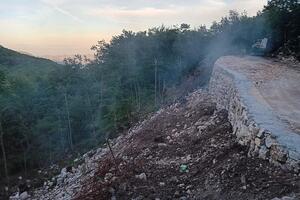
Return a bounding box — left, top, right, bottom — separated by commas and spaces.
73, 91, 300, 200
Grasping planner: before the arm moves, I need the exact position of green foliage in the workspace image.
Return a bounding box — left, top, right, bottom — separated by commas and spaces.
0, 46, 59, 80
263, 0, 300, 57
0, 0, 299, 185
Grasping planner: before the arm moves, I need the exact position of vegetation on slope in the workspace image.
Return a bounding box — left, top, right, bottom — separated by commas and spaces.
0, 0, 299, 196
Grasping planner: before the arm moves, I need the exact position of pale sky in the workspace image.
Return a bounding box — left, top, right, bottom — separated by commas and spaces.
0, 0, 268, 57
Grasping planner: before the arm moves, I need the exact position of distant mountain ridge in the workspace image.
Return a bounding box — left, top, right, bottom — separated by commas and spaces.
43, 54, 94, 64
0, 45, 60, 79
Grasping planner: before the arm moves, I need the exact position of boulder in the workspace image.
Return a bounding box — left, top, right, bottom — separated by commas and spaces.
19, 191, 30, 200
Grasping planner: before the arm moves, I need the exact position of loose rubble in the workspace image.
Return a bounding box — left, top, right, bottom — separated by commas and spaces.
14, 90, 300, 200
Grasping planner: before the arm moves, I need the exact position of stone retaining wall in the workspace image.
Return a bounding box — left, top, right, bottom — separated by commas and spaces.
209, 60, 300, 172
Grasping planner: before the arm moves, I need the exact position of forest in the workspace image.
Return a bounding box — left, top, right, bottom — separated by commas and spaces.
0, 0, 299, 188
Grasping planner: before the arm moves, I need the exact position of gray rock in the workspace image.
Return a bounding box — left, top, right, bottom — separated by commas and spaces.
254, 138, 262, 146
19, 191, 30, 200
159, 182, 165, 186
265, 135, 277, 148
257, 129, 269, 138
158, 143, 167, 147
56, 177, 64, 186
135, 173, 147, 181
258, 146, 269, 160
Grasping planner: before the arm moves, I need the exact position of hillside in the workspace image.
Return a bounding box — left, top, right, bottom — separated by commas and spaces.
0, 45, 59, 79
0, 45, 63, 199
26, 90, 300, 200
10, 56, 296, 200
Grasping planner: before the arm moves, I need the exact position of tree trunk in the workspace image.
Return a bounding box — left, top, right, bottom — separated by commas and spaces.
0, 121, 9, 184
64, 93, 73, 150
86, 92, 97, 142
57, 113, 65, 152
154, 58, 158, 107
22, 134, 30, 177
162, 79, 166, 104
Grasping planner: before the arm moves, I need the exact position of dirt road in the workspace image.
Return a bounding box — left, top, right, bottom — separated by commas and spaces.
216, 56, 300, 134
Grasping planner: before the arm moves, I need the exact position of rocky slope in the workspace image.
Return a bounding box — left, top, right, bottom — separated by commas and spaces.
14, 90, 300, 200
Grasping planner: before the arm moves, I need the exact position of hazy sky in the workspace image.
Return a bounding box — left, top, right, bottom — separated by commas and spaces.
0, 0, 268, 56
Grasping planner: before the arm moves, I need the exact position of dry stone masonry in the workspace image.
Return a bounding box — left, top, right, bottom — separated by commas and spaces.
209, 56, 300, 172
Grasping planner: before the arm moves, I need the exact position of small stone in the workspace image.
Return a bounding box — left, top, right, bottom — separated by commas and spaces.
255, 138, 262, 146
257, 129, 268, 138
170, 176, 178, 183
135, 173, 147, 181
241, 175, 246, 184
159, 182, 165, 186
213, 159, 217, 164
158, 143, 167, 147
265, 135, 277, 148
258, 146, 269, 159
61, 167, 67, 174
48, 181, 54, 187
57, 177, 64, 185
186, 185, 193, 190
186, 155, 191, 161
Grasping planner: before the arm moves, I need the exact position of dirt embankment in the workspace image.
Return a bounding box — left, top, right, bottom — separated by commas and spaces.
72, 91, 300, 200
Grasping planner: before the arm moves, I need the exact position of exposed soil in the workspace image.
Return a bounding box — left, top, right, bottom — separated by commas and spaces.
73, 91, 300, 200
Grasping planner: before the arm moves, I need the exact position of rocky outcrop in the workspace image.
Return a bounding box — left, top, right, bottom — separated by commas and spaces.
209, 56, 300, 172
